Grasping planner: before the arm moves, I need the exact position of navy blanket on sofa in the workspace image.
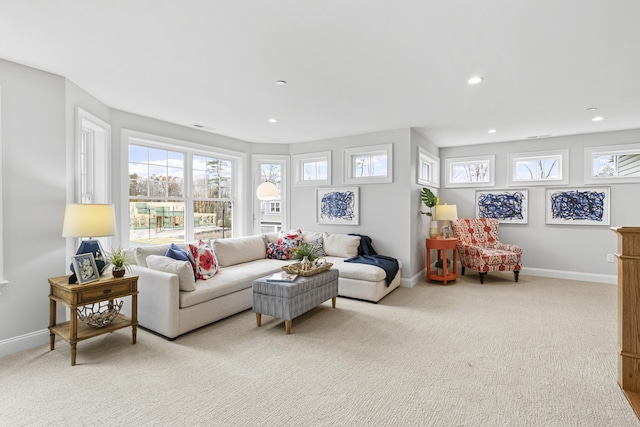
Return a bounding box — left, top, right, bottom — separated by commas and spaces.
344, 234, 399, 286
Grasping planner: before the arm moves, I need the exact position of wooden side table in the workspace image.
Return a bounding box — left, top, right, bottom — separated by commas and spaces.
48, 274, 138, 366
426, 237, 458, 285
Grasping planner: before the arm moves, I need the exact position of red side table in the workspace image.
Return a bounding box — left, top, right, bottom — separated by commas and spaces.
426, 237, 458, 285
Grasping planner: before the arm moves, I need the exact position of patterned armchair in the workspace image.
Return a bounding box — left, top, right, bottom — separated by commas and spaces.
451, 218, 522, 284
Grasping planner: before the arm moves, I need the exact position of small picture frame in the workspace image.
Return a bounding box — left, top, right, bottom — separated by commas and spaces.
72, 253, 100, 285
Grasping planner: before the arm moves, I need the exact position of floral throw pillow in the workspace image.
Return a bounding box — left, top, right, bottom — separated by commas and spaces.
188, 240, 218, 280
266, 229, 302, 260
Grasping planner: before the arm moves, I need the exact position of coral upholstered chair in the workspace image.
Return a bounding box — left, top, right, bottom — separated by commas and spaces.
451, 218, 522, 284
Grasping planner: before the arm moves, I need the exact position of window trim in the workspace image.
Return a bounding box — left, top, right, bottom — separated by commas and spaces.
584, 143, 640, 184
343, 143, 393, 184
444, 155, 495, 188
291, 151, 331, 187
252, 154, 289, 235
507, 149, 568, 187
417, 147, 440, 187
122, 129, 245, 247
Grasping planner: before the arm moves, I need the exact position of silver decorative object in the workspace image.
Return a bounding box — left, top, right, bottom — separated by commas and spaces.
77, 299, 124, 328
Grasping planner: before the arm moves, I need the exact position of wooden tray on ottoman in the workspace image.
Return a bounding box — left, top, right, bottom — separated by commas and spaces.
282, 262, 333, 277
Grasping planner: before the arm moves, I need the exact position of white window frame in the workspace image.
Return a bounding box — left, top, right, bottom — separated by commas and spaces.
417, 147, 440, 187
252, 154, 289, 235
344, 143, 393, 184
76, 108, 111, 204
0, 87, 6, 291
122, 129, 245, 247
507, 149, 568, 186
291, 151, 331, 186
584, 143, 640, 184
444, 155, 495, 188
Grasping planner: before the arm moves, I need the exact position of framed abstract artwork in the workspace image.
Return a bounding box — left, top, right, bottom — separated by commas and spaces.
475, 189, 528, 224
316, 187, 359, 225
545, 187, 610, 225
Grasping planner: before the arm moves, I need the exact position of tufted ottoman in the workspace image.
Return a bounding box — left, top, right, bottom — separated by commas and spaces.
252, 269, 339, 334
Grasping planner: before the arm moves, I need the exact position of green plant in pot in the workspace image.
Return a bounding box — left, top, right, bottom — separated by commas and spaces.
106, 247, 133, 277
420, 187, 440, 238
434, 258, 452, 275
292, 243, 319, 262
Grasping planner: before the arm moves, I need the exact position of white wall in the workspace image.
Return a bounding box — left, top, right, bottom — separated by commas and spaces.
288, 128, 415, 281
439, 129, 640, 281
0, 59, 68, 353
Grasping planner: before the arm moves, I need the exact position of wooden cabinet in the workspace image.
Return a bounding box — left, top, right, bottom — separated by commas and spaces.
613, 227, 640, 418
48, 274, 138, 366
426, 238, 458, 285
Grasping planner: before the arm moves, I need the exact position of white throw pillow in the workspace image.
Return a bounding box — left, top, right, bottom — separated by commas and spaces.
211, 235, 266, 267
146, 255, 197, 292
322, 232, 361, 258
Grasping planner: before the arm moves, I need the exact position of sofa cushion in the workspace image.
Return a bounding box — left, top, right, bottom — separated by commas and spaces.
134, 243, 190, 267
322, 233, 361, 258
189, 240, 218, 280
212, 235, 266, 267
179, 259, 293, 308
146, 255, 197, 291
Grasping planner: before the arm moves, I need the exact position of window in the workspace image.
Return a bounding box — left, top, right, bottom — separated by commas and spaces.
254, 156, 286, 234
507, 150, 568, 186
77, 108, 111, 204
292, 151, 331, 186
417, 147, 440, 187
268, 201, 281, 214
344, 144, 393, 184
444, 155, 495, 188
125, 130, 240, 246
585, 144, 640, 184
193, 155, 233, 240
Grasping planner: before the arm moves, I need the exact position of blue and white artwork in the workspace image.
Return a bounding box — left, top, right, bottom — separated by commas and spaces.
475, 190, 528, 224
545, 187, 610, 225
316, 187, 359, 225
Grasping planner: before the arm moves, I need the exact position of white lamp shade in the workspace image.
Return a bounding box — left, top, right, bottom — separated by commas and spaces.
435, 204, 458, 221
256, 182, 280, 201
62, 204, 116, 238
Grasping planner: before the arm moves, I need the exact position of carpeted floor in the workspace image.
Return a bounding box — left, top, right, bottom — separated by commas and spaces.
1, 272, 638, 426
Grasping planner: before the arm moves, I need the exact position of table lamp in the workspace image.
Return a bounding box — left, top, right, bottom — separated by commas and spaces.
435, 204, 458, 238
62, 204, 116, 283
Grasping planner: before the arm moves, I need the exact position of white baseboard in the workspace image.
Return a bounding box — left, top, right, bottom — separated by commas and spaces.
0, 329, 50, 358
402, 266, 616, 288
400, 269, 425, 288
521, 267, 616, 285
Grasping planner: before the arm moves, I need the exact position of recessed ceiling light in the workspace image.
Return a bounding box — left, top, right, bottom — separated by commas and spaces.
585, 107, 597, 111
468, 76, 483, 85
275, 80, 287, 86
592, 116, 604, 122
268, 118, 278, 123
488, 129, 497, 134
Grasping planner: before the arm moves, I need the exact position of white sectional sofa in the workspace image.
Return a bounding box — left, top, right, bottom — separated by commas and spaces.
130, 231, 401, 339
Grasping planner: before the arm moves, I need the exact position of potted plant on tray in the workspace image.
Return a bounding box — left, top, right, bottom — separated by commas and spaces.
292, 243, 320, 271
106, 247, 134, 277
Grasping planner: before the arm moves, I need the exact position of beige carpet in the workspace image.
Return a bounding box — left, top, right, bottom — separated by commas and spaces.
1, 272, 638, 426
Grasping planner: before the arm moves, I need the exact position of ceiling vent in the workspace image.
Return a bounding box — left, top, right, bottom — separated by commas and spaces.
192, 124, 216, 132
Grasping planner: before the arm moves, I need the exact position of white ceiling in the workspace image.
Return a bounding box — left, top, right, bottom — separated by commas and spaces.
2, 1, 640, 147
